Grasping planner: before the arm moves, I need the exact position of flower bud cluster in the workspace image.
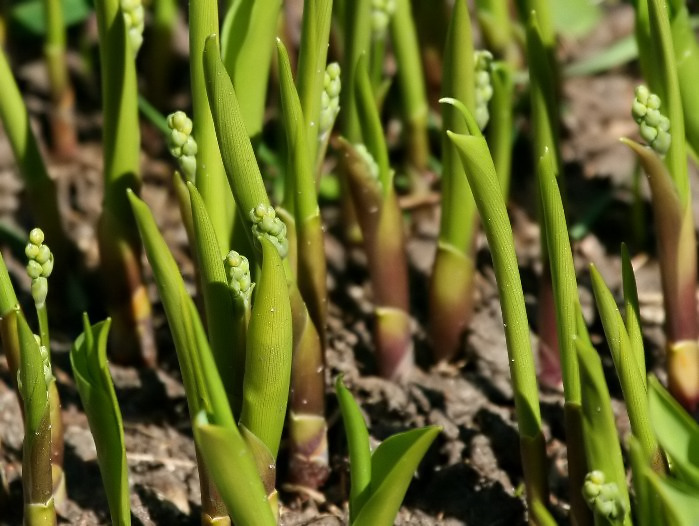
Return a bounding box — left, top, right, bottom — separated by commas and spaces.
371, 0, 396, 39
25, 228, 53, 309
249, 204, 289, 258
474, 51, 494, 131
632, 85, 671, 156
582, 471, 627, 521
121, 0, 145, 55
224, 250, 254, 307
167, 111, 198, 182
319, 63, 341, 141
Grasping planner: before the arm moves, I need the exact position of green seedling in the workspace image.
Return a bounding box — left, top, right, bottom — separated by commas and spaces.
145, 0, 176, 104
537, 149, 590, 524
277, 39, 330, 487
622, 85, 698, 412
589, 261, 665, 473
487, 61, 515, 197
93, 0, 154, 365
475, 0, 519, 65
129, 191, 292, 522
428, 0, 477, 363
335, 377, 440, 526
336, 55, 412, 381
70, 316, 130, 526
204, 34, 328, 490
446, 99, 548, 512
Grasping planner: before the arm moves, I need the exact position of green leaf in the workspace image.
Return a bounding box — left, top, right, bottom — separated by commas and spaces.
648, 377, 699, 488
589, 264, 660, 470
204, 35, 271, 218
645, 470, 699, 526
537, 147, 580, 403
353, 426, 440, 526
336, 376, 371, 521
447, 128, 541, 440
239, 236, 292, 460
70, 316, 130, 526
9, 0, 92, 36
621, 243, 646, 384
220, 0, 282, 139
193, 412, 276, 526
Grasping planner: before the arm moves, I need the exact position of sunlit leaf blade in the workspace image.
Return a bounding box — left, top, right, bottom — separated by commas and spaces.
203, 35, 270, 216
621, 243, 646, 384
352, 426, 440, 526
193, 413, 276, 526
648, 377, 699, 488
239, 237, 292, 460
645, 470, 699, 526
335, 377, 371, 521
70, 316, 130, 526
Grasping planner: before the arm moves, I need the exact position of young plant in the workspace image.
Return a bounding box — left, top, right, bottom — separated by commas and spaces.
129, 191, 292, 522
335, 377, 440, 525
336, 56, 412, 381
536, 150, 589, 525
204, 35, 329, 488
626, 0, 699, 412
446, 100, 548, 512
70, 316, 130, 526
93, 0, 155, 365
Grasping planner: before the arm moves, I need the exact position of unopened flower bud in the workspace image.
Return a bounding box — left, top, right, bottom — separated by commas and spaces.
249, 204, 289, 258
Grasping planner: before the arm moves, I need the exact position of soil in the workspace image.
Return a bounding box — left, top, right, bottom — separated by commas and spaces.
0, 3, 688, 525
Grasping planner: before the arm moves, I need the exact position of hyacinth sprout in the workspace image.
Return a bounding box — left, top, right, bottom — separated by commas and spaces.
582, 471, 628, 523
250, 204, 289, 258
474, 50, 494, 130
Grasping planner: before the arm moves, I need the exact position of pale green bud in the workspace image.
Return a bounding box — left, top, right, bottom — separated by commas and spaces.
354, 143, 380, 182
224, 251, 254, 306
474, 51, 494, 130
25, 243, 40, 260
27, 260, 43, 280
35, 245, 51, 265
167, 111, 198, 181
121, 0, 145, 55
371, 0, 396, 38
32, 277, 48, 308
249, 204, 289, 258
632, 85, 671, 155
29, 228, 44, 246
319, 63, 342, 140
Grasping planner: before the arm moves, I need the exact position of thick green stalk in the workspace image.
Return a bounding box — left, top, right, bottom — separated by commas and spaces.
475, 0, 518, 65
221, 0, 282, 141
429, 0, 477, 362
447, 110, 547, 510
15, 308, 56, 526
190, 0, 236, 256
389, 0, 429, 175
94, 0, 154, 366
43, 0, 76, 158
296, 0, 333, 164
146, 0, 176, 105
